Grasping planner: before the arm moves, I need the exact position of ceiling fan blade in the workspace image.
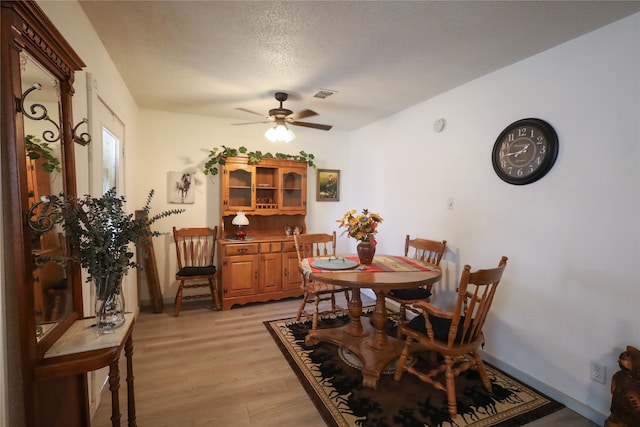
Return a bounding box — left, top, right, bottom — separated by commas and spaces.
288, 109, 318, 121
236, 107, 268, 118
290, 121, 333, 131
232, 120, 272, 126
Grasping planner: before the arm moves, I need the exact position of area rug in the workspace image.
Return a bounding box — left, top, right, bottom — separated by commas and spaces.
264, 310, 564, 427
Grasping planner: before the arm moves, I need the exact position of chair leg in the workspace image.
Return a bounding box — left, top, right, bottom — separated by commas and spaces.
312, 294, 320, 330
49, 291, 63, 321
444, 355, 458, 418
395, 303, 407, 338
472, 351, 493, 393
394, 337, 412, 381
330, 292, 337, 310
209, 278, 221, 310
174, 281, 185, 316
296, 291, 309, 321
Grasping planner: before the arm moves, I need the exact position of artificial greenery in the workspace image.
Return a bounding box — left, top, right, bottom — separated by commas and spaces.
203, 145, 316, 178
25, 134, 61, 173
40, 188, 183, 300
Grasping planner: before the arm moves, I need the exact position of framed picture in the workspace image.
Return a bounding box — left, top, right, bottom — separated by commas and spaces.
168, 172, 195, 204
316, 169, 340, 201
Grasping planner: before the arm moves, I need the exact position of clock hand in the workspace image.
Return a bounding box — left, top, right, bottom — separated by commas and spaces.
505, 147, 526, 157
506, 142, 532, 157
514, 147, 528, 157
515, 142, 531, 157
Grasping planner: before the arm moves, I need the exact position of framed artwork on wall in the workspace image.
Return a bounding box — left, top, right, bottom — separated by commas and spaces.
316, 169, 340, 201
168, 172, 195, 204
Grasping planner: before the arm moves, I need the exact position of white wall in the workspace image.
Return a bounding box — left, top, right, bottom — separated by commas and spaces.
135, 110, 352, 302
349, 13, 640, 423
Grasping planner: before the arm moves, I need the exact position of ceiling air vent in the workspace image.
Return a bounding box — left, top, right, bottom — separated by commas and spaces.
313, 89, 337, 99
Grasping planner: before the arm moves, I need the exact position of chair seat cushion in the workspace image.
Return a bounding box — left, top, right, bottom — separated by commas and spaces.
387, 287, 432, 301
407, 313, 472, 343
177, 266, 216, 277
49, 278, 68, 291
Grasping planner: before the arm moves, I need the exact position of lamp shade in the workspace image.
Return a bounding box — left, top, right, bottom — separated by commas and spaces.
232, 211, 249, 226
265, 122, 295, 143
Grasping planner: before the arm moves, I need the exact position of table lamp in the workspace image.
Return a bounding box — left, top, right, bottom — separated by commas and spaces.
232, 211, 249, 240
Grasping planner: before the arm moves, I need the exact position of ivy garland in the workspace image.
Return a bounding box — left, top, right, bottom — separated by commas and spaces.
25, 134, 61, 173
203, 145, 316, 178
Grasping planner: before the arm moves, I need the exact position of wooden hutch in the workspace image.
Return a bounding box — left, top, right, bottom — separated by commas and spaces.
218, 156, 307, 309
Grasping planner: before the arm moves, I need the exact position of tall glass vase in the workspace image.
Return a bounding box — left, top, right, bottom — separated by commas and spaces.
94, 275, 126, 335
357, 241, 376, 265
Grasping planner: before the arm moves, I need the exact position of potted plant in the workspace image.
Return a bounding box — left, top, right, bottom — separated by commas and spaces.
336, 209, 383, 265
40, 188, 183, 333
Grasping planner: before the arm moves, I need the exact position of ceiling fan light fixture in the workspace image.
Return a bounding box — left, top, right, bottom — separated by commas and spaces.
265, 122, 295, 143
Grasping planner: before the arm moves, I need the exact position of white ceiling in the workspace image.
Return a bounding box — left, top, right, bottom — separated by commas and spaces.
78, 1, 640, 132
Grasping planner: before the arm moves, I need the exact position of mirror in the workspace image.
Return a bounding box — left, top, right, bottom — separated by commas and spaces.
20, 51, 72, 341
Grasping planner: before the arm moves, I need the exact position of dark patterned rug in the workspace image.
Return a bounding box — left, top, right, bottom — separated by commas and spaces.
264, 309, 564, 427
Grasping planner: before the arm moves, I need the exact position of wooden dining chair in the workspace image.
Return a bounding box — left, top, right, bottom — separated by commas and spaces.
294, 232, 350, 329
386, 235, 446, 336
172, 226, 221, 316
394, 256, 508, 419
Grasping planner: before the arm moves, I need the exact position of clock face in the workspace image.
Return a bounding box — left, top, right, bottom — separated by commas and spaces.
491, 118, 558, 185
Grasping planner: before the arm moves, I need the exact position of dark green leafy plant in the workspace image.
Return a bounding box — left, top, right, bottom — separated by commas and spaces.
203, 145, 316, 178
25, 134, 61, 173
40, 188, 183, 300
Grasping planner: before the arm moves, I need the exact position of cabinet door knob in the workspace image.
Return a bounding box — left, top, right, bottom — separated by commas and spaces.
238, 248, 247, 254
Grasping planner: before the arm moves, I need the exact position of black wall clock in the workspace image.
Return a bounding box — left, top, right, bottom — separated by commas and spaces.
491, 118, 559, 185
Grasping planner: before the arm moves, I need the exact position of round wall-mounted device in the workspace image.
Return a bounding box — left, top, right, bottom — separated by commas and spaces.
433, 118, 446, 132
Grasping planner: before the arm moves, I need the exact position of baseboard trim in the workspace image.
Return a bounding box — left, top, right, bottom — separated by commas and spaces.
478, 353, 606, 425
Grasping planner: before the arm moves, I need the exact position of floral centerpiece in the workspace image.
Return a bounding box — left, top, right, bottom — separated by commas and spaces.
337, 209, 383, 265
337, 209, 383, 243
40, 188, 183, 333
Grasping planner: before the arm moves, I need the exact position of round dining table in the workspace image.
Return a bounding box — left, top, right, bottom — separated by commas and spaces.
300, 255, 441, 389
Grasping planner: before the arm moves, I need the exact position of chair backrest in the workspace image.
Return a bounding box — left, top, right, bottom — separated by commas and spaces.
173, 227, 218, 269
446, 256, 508, 348
404, 235, 446, 266
293, 232, 336, 262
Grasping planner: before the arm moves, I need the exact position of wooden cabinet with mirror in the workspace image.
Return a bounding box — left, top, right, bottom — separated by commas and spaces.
218, 156, 307, 309
1, 1, 90, 426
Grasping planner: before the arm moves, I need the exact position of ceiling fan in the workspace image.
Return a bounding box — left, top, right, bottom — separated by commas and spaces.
233, 92, 333, 131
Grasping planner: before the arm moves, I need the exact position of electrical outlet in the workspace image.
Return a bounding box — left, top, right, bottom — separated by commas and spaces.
590, 361, 606, 384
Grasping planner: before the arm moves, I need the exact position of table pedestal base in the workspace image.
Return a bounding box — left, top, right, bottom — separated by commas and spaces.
305, 289, 404, 389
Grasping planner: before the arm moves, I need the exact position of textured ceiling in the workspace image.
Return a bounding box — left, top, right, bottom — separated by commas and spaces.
78, 1, 640, 132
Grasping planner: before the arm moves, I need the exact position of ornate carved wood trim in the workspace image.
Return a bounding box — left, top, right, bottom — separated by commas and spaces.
3, 0, 85, 81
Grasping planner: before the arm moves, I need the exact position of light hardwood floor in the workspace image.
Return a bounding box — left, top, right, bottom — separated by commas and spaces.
92, 295, 599, 426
